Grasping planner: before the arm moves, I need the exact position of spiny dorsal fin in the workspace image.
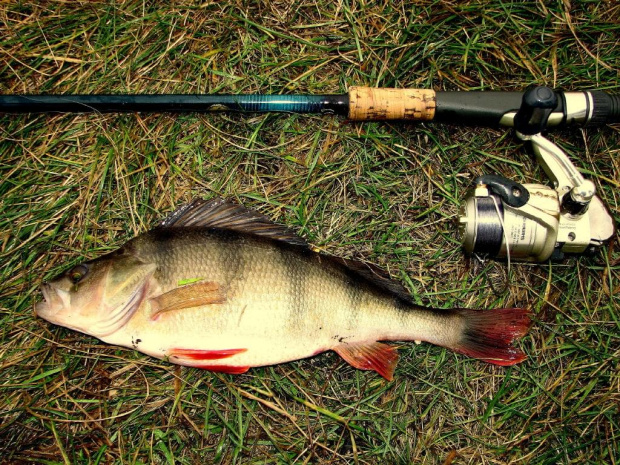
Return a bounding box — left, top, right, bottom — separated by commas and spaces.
158, 198, 308, 247
160, 199, 413, 303
331, 256, 414, 304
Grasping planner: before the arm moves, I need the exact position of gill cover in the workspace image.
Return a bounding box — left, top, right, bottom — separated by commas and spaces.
90, 254, 156, 337
37, 252, 155, 338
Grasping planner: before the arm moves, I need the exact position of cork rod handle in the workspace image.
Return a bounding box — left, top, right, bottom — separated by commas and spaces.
348, 86, 436, 121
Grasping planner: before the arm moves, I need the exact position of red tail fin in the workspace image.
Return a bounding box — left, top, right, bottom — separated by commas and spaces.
451, 307, 531, 366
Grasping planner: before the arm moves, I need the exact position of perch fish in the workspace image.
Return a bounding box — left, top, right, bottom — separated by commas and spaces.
36, 199, 530, 380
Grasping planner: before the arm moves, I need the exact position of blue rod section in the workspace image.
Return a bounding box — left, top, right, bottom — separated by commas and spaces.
0, 94, 350, 115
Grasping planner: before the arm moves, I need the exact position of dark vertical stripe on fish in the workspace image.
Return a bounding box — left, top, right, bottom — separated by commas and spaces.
346, 279, 364, 318
279, 242, 307, 331
339, 263, 367, 329
214, 232, 246, 294
227, 234, 244, 286
146, 229, 177, 285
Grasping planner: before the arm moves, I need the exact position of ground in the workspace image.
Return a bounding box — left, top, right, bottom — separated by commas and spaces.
1, 1, 619, 464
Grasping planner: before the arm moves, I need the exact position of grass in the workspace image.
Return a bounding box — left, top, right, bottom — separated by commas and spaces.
1, 1, 619, 463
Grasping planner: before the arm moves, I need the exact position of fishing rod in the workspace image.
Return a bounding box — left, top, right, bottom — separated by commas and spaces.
1, 86, 619, 127
1, 86, 618, 262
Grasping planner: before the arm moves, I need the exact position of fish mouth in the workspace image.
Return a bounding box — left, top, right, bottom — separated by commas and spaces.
35, 283, 52, 317
35, 283, 70, 320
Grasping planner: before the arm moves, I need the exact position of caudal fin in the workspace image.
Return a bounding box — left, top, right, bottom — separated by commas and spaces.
451, 307, 531, 366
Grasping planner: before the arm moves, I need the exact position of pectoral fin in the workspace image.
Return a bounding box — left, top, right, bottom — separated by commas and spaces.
334, 341, 399, 381
150, 281, 226, 319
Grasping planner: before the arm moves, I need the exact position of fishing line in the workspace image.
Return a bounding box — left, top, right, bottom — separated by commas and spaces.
491, 194, 511, 294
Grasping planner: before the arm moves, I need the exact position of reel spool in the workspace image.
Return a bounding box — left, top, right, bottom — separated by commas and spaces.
459, 87, 615, 262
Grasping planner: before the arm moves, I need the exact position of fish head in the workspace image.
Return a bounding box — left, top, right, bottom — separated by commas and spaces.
36, 249, 156, 338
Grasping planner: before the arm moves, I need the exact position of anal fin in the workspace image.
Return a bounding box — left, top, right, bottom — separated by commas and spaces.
333, 341, 399, 381
150, 281, 226, 319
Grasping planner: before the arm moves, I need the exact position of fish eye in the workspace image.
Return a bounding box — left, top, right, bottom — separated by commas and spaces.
69, 264, 89, 284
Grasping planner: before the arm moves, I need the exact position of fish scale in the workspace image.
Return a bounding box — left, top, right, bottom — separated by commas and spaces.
121, 229, 404, 366
35, 198, 531, 380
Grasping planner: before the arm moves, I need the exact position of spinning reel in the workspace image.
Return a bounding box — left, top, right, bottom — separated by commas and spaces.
459, 87, 616, 262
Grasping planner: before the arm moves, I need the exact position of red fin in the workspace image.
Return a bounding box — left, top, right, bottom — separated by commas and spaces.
194, 364, 250, 374
334, 341, 399, 381
170, 348, 247, 360
451, 307, 531, 366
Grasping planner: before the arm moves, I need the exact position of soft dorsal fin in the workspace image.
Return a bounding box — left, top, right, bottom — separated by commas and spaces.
331, 256, 414, 304
158, 198, 308, 247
